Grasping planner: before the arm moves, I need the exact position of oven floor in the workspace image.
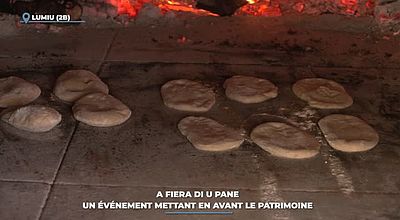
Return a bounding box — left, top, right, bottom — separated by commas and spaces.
0, 15, 399, 220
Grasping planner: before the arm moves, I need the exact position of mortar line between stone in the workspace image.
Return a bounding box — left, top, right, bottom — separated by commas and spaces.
98, 29, 119, 72
36, 123, 79, 220
0, 179, 50, 185
35, 29, 119, 220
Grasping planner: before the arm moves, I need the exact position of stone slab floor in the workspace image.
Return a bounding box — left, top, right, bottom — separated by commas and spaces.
0, 15, 399, 220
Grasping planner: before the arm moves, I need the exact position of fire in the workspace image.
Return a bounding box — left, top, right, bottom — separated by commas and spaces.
156, 0, 217, 16
340, 0, 358, 15
106, 0, 281, 17
107, 0, 147, 17
106, 0, 371, 18
239, 0, 282, 16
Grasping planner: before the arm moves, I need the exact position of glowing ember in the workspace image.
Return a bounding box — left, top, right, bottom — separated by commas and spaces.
293, 2, 305, 13
365, 0, 374, 10
238, 0, 282, 16
106, 0, 374, 18
107, 0, 147, 17
156, 0, 217, 15
177, 36, 188, 43
340, 0, 358, 15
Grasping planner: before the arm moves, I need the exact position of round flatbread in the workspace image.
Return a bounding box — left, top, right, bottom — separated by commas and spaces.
178, 116, 244, 151
161, 79, 215, 112
72, 93, 131, 127
1, 105, 61, 132
292, 78, 353, 109
223, 75, 278, 104
318, 114, 379, 152
0, 76, 41, 108
250, 122, 320, 159
53, 70, 109, 103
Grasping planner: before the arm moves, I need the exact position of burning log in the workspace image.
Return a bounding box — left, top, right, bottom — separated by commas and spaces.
195, 0, 249, 16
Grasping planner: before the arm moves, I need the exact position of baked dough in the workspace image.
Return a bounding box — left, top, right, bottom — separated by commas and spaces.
2, 105, 61, 132
161, 79, 215, 112
53, 70, 109, 103
178, 116, 244, 151
292, 78, 353, 109
223, 75, 278, 103
318, 114, 379, 152
72, 93, 131, 127
250, 122, 320, 159
0, 76, 41, 108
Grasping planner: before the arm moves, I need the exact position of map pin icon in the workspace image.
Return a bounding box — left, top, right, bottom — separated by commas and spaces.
22, 12, 30, 24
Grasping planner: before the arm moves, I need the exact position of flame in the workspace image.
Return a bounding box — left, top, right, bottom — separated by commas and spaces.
156, 0, 217, 16
107, 0, 150, 17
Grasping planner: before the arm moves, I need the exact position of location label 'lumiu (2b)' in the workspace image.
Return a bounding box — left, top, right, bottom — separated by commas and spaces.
20, 12, 72, 24
31, 14, 71, 22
